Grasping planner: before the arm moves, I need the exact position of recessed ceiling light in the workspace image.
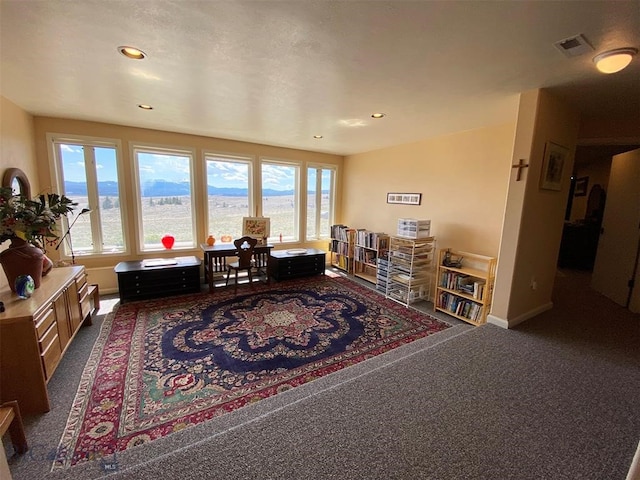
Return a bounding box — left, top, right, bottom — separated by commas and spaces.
593, 47, 637, 74
138, 104, 153, 110
118, 46, 147, 60
371, 113, 386, 119
313, 135, 323, 139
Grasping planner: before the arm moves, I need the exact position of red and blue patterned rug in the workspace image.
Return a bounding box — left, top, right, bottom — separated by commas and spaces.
54, 274, 450, 469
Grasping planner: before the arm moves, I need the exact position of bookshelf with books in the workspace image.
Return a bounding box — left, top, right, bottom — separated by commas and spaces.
329, 225, 355, 273
386, 236, 436, 307
353, 230, 390, 284
434, 249, 496, 326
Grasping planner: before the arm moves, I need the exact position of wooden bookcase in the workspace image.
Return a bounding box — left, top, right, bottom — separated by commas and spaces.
386, 236, 436, 307
353, 230, 389, 284
329, 225, 355, 274
434, 248, 496, 326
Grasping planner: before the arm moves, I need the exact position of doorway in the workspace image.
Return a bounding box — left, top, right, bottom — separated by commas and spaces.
558, 144, 638, 272
558, 144, 640, 313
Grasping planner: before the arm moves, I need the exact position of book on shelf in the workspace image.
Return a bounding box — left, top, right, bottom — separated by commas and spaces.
330, 225, 354, 243
354, 246, 378, 264
330, 239, 352, 256
437, 291, 482, 321
333, 255, 349, 270
438, 271, 484, 299
354, 229, 389, 250
473, 280, 486, 299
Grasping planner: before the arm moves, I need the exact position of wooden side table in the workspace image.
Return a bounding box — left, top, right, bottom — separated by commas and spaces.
0, 400, 28, 480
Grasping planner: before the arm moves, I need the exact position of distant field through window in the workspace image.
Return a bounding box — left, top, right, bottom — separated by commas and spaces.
51, 134, 339, 256
307, 166, 335, 241
52, 137, 125, 256
205, 154, 253, 241
133, 147, 195, 251
261, 161, 300, 243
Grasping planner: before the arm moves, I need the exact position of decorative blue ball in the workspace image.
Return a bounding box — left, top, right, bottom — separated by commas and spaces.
15, 274, 35, 299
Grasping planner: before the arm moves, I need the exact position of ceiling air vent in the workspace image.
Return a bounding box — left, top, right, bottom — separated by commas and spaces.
554, 34, 594, 58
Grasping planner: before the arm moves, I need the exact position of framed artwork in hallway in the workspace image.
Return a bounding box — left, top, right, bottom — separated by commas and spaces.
540, 142, 568, 191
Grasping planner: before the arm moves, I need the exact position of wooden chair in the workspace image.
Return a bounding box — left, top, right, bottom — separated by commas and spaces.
0, 401, 28, 480
225, 236, 258, 293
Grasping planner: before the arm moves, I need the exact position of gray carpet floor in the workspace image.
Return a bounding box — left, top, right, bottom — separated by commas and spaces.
5, 269, 639, 480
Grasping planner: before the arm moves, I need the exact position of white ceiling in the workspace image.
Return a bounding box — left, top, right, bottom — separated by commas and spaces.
1, 0, 639, 156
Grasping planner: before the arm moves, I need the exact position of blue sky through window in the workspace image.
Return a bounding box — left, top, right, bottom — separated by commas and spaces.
62, 144, 327, 192
61, 144, 119, 182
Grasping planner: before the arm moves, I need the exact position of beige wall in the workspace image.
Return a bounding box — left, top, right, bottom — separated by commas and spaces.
490, 89, 580, 327
0, 97, 38, 191
31, 117, 343, 292
342, 122, 516, 257
0, 96, 39, 290
579, 116, 640, 143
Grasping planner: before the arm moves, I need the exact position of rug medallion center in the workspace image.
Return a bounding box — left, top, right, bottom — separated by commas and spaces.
264, 310, 298, 327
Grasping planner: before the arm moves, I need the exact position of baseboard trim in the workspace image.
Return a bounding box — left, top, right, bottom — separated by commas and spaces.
486, 314, 509, 329
487, 301, 553, 329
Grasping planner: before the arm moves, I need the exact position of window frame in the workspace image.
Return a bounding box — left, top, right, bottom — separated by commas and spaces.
131, 143, 197, 253
203, 151, 255, 241
259, 157, 301, 243
47, 133, 128, 258
306, 163, 337, 241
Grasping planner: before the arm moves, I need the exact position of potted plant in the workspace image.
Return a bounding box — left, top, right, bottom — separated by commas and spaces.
0, 186, 77, 292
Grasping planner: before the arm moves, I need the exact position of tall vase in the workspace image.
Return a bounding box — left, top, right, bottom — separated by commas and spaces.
0, 238, 44, 293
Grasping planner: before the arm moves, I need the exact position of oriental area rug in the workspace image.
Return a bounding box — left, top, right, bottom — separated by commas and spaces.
53, 274, 450, 469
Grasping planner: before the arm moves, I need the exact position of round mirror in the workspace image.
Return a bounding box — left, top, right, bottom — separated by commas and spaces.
2, 168, 31, 198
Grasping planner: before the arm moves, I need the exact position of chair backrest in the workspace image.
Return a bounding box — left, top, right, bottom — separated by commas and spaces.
234, 236, 258, 268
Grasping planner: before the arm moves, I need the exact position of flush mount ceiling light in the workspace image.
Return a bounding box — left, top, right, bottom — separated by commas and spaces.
593, 47, 637, 74
313, 135, 323, 139
137, 104, 153, 110
118, 46, 147, 60
371, 113, 386, 119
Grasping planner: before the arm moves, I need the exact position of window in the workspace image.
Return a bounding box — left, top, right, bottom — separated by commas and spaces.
205, 154, 253, 241
261, 160, 300, 243
133, 146, 195, 251
306, 166, 336, 240
51, 136, 125, 256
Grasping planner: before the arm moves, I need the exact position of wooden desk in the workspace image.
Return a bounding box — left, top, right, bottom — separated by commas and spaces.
201, 243, 273, 292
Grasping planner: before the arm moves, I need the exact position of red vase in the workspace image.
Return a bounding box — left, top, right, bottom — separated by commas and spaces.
0, 238, 44, 292
161, 235, 175, 249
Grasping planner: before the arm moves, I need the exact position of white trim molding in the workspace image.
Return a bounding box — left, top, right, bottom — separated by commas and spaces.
487, 302, 553, 329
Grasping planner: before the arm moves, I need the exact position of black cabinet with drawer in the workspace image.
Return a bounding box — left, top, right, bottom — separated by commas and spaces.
115, 256, 201, 303
268, 249, 326, 281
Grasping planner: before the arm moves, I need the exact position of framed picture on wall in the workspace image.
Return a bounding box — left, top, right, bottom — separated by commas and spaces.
242, 217, 270, 244
387, 193, 422, 205
540, 142, 569, 191
574, 176, 589, 196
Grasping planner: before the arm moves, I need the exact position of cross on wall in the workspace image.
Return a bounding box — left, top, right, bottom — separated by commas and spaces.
511, 159, 529, 181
